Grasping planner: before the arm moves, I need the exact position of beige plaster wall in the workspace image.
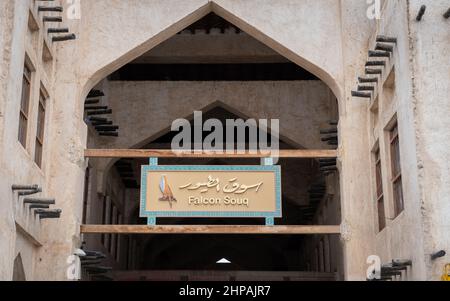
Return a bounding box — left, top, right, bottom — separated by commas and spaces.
337, 0, 380, 280
362, 0, 425, 280
0, 0, 59, 280
0, 0, 16, 281
407, 0, 450, 280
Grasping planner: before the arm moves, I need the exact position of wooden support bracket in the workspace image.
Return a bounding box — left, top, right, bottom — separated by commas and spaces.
84, 149, 338, 159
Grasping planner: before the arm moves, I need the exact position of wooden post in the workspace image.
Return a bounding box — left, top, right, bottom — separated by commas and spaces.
84, 149, 338, 159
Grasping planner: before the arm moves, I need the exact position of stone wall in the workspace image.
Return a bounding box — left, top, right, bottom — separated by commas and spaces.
408, 0, 450, 280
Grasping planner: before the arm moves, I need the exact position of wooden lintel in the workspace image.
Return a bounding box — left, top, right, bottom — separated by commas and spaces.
84, 149, 338, 159
80, 225, 341, 235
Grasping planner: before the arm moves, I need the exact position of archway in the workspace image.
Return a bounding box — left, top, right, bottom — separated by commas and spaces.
79, 7, 343, 281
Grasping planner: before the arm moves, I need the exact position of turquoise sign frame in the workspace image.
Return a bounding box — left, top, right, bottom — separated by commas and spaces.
140, 158, 282, 226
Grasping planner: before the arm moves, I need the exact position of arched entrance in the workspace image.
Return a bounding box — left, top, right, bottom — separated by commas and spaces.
74, 4, 344, 281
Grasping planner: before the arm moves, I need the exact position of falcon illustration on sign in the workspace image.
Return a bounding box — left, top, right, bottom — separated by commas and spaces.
159, 175, 177, 208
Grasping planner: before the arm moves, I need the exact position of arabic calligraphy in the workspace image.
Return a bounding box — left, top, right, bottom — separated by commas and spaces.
179, 175, 263, 195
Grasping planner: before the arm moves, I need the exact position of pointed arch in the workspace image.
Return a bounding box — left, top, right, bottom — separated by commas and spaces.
13, 254, 26, 281
81, 1, 343, 104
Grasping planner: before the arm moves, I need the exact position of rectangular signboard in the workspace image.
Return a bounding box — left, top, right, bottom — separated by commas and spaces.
140, 163, 282, 225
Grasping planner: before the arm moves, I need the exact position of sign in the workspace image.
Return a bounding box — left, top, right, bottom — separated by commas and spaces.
140, 159, 281, 225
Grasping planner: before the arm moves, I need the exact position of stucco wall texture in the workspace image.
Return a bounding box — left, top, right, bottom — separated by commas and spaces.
0, 0, 449, 280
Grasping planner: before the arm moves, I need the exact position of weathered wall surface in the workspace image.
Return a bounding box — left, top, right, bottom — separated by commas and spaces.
0, 0, 16, 281
337, 0, 379, 280
408, 0, 450, 280
364, 0, 426, 280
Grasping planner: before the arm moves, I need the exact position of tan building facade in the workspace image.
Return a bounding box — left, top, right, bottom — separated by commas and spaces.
0, 0, 449, 281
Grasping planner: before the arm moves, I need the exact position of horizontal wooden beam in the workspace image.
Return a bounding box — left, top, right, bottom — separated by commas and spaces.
80, 225, 341, 235
84, 149, 338, 159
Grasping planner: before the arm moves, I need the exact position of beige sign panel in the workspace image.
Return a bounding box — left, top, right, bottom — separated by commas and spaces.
140, 165, 282, 219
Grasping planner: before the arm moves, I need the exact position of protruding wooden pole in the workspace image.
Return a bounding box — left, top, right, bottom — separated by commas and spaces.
80, 225, 341, 235
84, 149, 338, 159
